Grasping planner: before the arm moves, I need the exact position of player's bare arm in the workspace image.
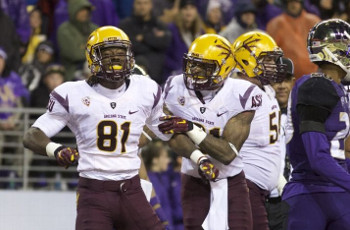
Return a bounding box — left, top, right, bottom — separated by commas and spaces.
199, 110, 255, 165
168, 134, 197, 159
23, 127, 51, 156
138, 126, 157, 148
23, 127, 79, 168
345, 136, 350, 159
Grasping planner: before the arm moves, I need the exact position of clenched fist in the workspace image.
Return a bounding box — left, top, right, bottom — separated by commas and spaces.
54, 147, 79, 169
158, 116, 193, 134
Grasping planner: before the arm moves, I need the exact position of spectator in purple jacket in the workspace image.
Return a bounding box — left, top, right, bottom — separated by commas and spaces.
0, 0, 30, 46
142, 140, 174, 229
163, 0, 204, 81
0, 47, 29, 166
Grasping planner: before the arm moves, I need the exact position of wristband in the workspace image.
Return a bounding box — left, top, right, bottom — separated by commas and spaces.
190, 149, 207, 165
229, 142, 239, 157
46, 142, 62, 158
187, 125, 207, 145
142, 130, 153, 141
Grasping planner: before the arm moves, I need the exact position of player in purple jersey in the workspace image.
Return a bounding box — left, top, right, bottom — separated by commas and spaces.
23, 26, 169, 230
283, 19, 350, 230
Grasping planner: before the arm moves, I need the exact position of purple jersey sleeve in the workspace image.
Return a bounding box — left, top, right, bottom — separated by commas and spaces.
302, 131, 350, 192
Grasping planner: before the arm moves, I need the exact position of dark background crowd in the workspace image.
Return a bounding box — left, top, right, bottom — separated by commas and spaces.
0, 0, 349, 229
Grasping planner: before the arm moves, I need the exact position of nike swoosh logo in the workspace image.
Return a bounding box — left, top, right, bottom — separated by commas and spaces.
129, 110, 139, 114
217, 111, 228, 117
239, 85, 256, 108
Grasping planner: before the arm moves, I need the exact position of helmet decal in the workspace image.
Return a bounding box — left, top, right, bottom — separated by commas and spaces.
232, 31, 287, 85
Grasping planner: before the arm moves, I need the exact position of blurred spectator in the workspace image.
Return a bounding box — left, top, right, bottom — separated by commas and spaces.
19, 40, 55, 92
22, 6, 47, 64
195, 0, 236, 25
0, 0, 31, 47
0, 8, 21, 72
29, 64, 66, 189
203, 1, 225, 34
153, 0, 180, 24
112, 0, 134, 20
252, 0, 283, 30
30, 64, 65, 109
219, 0, 259, 43
53, 0, 118, 60
119, 0, 172, 84
163, 0, 204, 81
168, 151, 184, 230
90, 0, 119, 27
57, 0, 97, 81
142, 140, 174, 229
36, 0, 59, 40
0, 47, 29, 166
266, 0, 320, 80
310, 0, 347, 19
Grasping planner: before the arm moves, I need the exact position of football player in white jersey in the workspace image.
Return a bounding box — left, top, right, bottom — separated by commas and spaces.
158, 34, 264, 229
23, 26, 170, 230
266, 57, 295, 230
231, 31, 286, 230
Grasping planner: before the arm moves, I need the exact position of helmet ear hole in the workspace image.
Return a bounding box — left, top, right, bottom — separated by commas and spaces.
242, 59, 249, 66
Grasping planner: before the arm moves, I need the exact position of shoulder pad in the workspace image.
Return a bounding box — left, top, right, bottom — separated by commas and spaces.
297, 77, 339, 111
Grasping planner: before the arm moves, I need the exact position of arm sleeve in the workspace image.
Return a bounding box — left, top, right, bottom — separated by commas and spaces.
297, 77, 339, 134
302, 132, 350, 192
32, 92, 69, 137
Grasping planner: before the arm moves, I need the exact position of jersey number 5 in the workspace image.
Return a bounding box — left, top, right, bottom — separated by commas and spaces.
270, 111, 280, 144
97, 120, 131, 153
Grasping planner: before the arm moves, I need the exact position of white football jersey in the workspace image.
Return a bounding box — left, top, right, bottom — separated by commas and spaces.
241, 85, 282, 191
163, 75, 263, 179
32, 75, 171, 180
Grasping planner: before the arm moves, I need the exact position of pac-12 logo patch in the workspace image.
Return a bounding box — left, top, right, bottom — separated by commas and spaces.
200, 107, 206, 114
110, 102, 117, 109
178, 96, 185, 106
81, 96, 90, 107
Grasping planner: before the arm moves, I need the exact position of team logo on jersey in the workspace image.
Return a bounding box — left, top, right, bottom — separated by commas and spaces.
110, 102, 117, 109
81, 96, 90, 107
178, 96, 185, 106
251, 95, 262, 108
200, 107, 206, 114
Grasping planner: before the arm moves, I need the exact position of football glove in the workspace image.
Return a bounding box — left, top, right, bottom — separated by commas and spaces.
198, 158, 219, 182
54, 147, 79, 169
158, 115, 193, 134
